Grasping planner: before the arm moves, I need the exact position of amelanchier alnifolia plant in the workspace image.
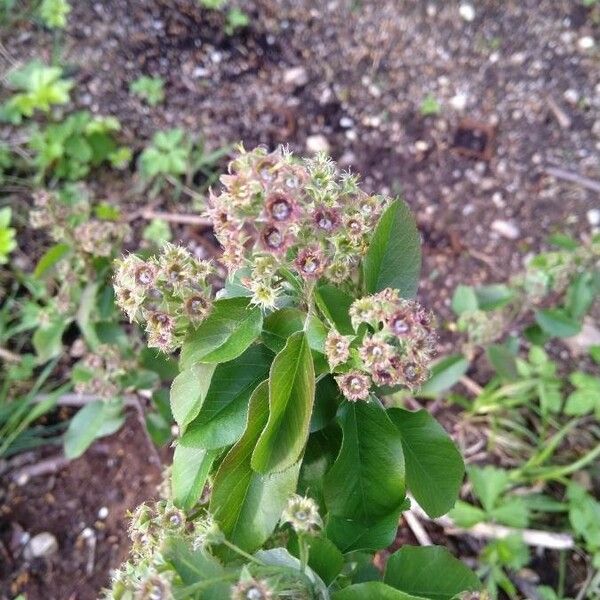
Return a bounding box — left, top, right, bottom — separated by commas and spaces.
111, 146, 477, 599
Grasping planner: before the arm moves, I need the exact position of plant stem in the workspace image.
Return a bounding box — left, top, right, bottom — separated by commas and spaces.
221, 539, 263, 566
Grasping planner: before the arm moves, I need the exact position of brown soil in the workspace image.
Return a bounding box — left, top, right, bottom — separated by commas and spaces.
0, 413, 162, 600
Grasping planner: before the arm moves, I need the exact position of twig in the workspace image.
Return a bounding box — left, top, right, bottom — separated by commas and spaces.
545, 167, 600, 194
165, 174, 207, 203
460, 376, 484, 396
10, 453, 69, 484
0, 346, 20, 363
138, 209, 212, 228
409, 496, 574, 550
404, 510, 433, 546
547, 97, 571, 130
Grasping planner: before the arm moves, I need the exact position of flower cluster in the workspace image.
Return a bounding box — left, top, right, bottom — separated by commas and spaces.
207, 145, 389, 309
114, 244, 214, 352
73, 344, 133, 399
280, 494, 322, 535
231, 578, 273, 600
326, 288, 436, 400
31, 188, 129, 257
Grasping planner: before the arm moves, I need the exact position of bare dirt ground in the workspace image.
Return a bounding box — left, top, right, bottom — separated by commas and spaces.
1, 0, 599, 597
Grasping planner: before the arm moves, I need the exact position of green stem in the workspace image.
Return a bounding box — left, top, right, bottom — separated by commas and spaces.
298, 534, 309, 574
221, 539, 263, 566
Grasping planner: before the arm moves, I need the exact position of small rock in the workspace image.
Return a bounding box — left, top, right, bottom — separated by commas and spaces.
98, 506, 109, 520
578, 36, 595, 50
491, 219, 520, 239
587, 209, 600, 227
339, 116, 354, 128
459, 3, 475, 21
283, 66, 308, 88
24, 532, 58, 560
306, 134, 330, 154
450, 92, 468, 111
563, 89, 580, 105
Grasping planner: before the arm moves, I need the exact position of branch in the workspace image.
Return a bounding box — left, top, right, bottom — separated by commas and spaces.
545, 167, 600, 194
139, 209, 212, 227
408, 496, 574, 550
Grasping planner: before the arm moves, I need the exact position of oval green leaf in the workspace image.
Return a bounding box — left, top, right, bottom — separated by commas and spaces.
252, 332, 315, 474
388, 408, 464, 518
384, 546, 480, 600
363, 199, 421, 297
171, 444, 217, 511
180, 297, 263, 367
179, 344, 273, 449
210, 382, 300, 552
323, 401, 405, 523
170, 363, 216, 431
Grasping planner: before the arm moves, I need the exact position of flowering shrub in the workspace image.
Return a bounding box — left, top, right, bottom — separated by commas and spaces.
110, 146, 478, 599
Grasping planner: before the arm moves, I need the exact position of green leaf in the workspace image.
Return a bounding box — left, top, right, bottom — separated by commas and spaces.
451, 285, 478, 316
180, 297, 263, 367
468, 466, 509, 512
388, 408, 464, 518
324, 401, 405, 522
170, 363, 216, 431
252, 332, 315, 474
172, 444, 217, 511
449, 500, 486, 527
566, 272, 596, 320
64, 401, 124, 459
180, 344, 273, 449
315, 284, 355, 334
162, 537, 228, 597
263, 308, 326, 354
326, 508, 403, 553
291, 535, 344, 585
363, 199, 421, 297
419, 354, 469, 396
210, 382, 300, 552
489, 498, 530, 528
384, 546, 480, 600
535, 308, 581, 338
474, 284, 514, 311
310, 375, 342, 433
34, 243, 71, 278
334, 582, 426, 600
32, 318, 68, 362
487, 344, 518, 381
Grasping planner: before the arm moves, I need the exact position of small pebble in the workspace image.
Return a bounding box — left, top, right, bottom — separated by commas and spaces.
491, 219, 520, 240
339, 116, 354, 128
306, 134, 330, 154
587, 209, 600, 227
283, 66, 308, 87
450, 92, 467, 111
459, 3, 475, 22
98, 506, 109, 520
24, 532, 58, 560
563, 89, 580, 105
578, 36, 595, 50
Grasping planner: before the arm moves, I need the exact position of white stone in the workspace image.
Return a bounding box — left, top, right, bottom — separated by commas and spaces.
24, 532, 58, 560
564, 89, 580, 105
283, 66, 308, 87
459, 3, 475, 21
578, 36, 595, 50
339, 116, 354, 128
587, 209, 600, 227
98, 506, 109, 520
450, 92, 468, 111
491, 219, 520, 239
306, 134, 330, 154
